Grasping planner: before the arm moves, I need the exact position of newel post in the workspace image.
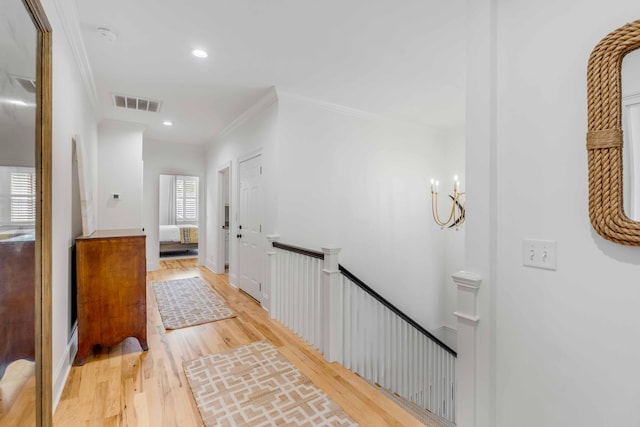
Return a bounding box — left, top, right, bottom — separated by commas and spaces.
266, 235, 280, 318
451, 270, 482, 427
321, 246, 343, 363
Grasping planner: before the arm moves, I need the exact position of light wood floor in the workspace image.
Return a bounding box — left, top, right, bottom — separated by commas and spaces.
53, 261, 424, 426
0, 360, 36, 425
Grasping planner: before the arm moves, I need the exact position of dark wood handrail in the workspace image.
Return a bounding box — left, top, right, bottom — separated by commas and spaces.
272, 241, 324, 259
338, 265, 457, 357
271, 241, 457, 357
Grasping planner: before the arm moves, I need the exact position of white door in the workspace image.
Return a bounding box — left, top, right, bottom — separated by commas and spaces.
238, 154, 263, 302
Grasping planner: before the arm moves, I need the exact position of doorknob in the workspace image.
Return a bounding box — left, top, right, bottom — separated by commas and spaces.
237, 234, 242, 239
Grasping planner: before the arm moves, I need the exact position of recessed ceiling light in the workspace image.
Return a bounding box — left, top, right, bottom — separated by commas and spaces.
162, 120, 173, 126
97, 27, 117, 43
191, 49, 208, 58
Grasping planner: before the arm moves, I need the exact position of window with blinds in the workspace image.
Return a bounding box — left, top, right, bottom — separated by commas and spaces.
10, 171, 36, 223
176, 176, 198, 223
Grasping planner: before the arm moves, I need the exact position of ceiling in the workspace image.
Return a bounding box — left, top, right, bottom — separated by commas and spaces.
0, 0, 36, 128
74, 0, 466, 145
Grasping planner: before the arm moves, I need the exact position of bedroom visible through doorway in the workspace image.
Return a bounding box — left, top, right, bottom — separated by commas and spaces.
215, 164, 231, 276
158, 174, 200, 260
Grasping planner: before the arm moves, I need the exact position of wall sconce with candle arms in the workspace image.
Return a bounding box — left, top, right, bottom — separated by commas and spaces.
430, 175, 466, 230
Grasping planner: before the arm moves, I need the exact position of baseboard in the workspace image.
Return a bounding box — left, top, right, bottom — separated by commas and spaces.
205, 261, 220, 274
228, 272, 238, 288
53, 326, 78, 411
206, 259, 224, 274
431, 325, 457, 352
147, 260, 160, 271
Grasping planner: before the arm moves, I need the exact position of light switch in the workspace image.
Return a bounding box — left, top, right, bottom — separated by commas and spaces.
523, 239, 557, 270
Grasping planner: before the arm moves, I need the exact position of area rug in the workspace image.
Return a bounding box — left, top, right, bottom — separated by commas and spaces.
152, 276, 236, 329
183, 341, 359, 427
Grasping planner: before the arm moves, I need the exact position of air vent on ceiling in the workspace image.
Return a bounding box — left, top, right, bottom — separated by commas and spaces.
14, 76, 36, 94
112, 94, 162, 113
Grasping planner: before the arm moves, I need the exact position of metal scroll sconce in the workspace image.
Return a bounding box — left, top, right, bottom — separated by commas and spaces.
586, 19, 640, 245
430, 176, 465, 230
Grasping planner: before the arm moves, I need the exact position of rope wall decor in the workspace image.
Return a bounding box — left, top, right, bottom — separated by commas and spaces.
587, 19, 640, 245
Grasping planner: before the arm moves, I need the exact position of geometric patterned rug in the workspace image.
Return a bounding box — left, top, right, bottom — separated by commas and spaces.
152, 276, 236, 329
183, 341, 359, 426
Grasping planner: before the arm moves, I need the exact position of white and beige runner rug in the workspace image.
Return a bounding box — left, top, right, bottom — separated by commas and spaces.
152, 276, 236, 329
183, 341, 359, 427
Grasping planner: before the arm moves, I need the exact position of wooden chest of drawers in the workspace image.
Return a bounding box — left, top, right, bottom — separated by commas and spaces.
75, 229, 148, 365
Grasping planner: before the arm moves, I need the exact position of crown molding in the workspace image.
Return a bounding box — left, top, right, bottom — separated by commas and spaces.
276, 91, 442, 134
52, 0, 99, 114
277, 91, 381, 122
215, 87, 278, 141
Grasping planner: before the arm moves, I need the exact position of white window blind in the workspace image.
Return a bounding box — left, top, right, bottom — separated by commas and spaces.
10, 171, 36, 223
175, 176, 198, 223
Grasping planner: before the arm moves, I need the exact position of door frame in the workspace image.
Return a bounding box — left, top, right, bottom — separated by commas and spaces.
215, 162, 231, 275
237, 148, 263, 302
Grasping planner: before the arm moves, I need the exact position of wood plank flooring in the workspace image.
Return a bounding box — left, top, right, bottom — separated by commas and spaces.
53, 261, 424, 426
0, 360, 36, 426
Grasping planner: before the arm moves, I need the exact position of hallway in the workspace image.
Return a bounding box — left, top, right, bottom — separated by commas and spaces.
53, 262, 425, 426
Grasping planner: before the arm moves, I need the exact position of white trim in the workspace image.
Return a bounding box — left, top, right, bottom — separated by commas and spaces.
451, 270, 483, 289
276, 90, 435, 132
238, 147, 263, 164
214, 162, 231, 274
321, 246, 342, 255
228, 272, 238, 288
622, 93, 640, 105
52, 327, 78, 411
277, 91, 381, 122
147, 260, 160, 271
216, 88, 278, 140
51, 0, 100, 113
454, 311, 480, 323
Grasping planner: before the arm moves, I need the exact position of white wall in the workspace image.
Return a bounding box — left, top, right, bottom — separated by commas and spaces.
276, 93, 464, 332
142, 139, 206, 271
207, 89, 464, 331
205, 90, 279, 299
467, 0, 640, 426
442, 125, 466, 341
40, 0, 99, 409
158, 174, 171, 226
96, 120, 144, 230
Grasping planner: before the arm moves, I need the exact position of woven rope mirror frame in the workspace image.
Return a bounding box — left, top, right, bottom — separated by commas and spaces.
587, 19, 640, 245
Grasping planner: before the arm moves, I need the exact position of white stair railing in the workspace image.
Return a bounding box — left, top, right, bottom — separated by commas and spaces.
266, 236, 457, 424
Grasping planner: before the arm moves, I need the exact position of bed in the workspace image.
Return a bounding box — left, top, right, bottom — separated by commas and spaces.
159, 224, 199, 254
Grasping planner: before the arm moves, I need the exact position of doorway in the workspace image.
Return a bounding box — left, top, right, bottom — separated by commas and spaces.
237, 153, 263, 302
216, 164, 231, 275
158, 174, 200, 260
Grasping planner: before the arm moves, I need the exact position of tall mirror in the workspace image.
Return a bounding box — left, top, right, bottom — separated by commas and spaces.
0, 0, 51, 425
622, 49, 640, 219
586, 19, 640, 245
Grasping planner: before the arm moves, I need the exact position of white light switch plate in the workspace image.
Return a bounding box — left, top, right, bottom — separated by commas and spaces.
523, 239, 557, 270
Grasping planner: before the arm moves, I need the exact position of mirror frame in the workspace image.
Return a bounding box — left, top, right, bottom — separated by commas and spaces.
587, 19, 640, 245
23, 0, 53, 424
